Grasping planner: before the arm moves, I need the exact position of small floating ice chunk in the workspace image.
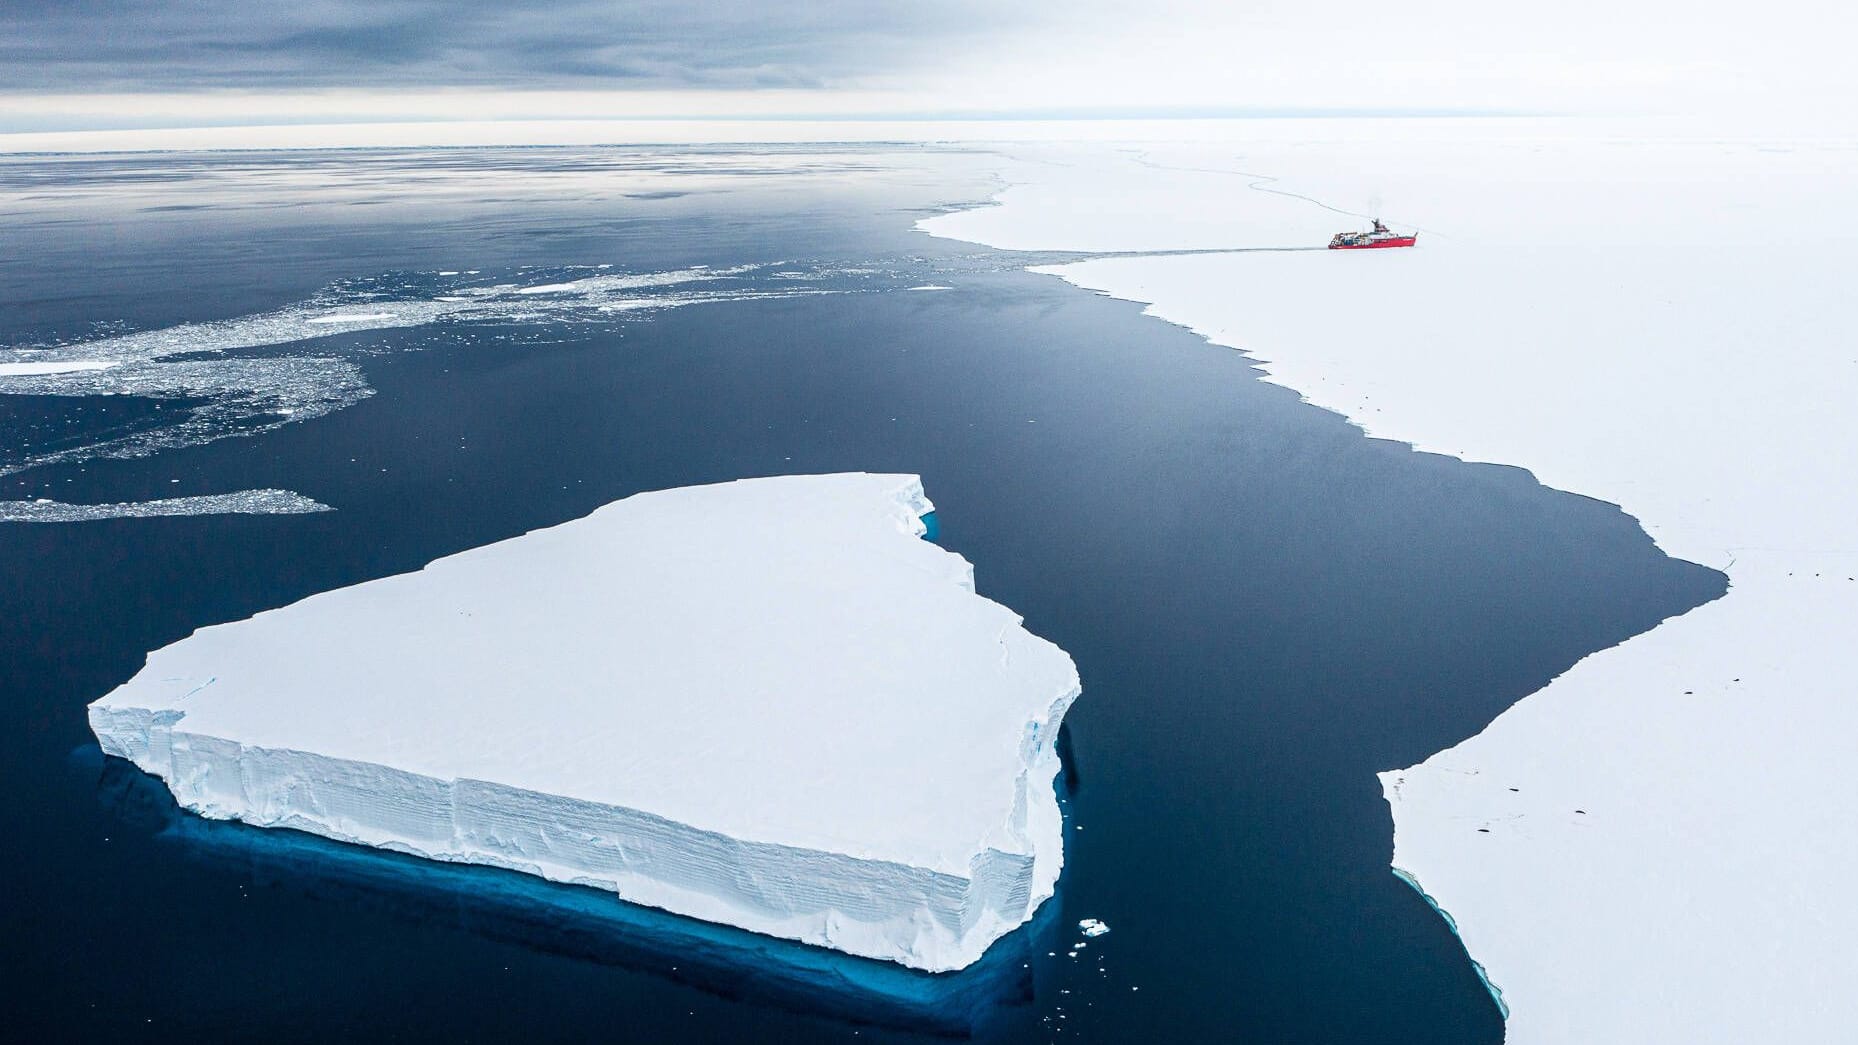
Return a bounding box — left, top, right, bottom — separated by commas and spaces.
0, 360, 119, 376
89, 473, 1081, 972
306, 312, 397, 325
1078, 918, 1110, 938
908, 285, 954, 292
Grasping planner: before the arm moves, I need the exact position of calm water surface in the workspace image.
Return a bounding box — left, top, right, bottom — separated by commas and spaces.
0, 146, 1724, 1043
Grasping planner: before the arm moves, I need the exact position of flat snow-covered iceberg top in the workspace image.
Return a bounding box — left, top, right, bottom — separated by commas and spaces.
90, 473, 1081, 971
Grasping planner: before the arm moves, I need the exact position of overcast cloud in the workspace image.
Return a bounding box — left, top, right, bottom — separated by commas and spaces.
0, 0, 1020, 92
1, 1, 1851, 134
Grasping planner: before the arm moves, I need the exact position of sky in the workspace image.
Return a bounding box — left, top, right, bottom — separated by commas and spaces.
2, 1, 1852, 136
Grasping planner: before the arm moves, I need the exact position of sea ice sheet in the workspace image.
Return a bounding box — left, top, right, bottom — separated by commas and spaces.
89, 473, 1081, 972
925, 125, 1858, 1041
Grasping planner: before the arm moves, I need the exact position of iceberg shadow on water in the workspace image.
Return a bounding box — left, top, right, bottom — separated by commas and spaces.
91, 754, 1051, 1038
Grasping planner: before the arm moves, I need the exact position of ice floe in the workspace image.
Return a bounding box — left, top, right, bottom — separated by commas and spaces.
0, 259, 875, 476
90, 473, 1081, 972
0, 359, 119, 376
1, 489, 332, 522
305, 312, 400, 325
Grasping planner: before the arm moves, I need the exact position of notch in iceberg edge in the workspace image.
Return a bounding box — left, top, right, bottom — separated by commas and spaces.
87, 472, 1082, 974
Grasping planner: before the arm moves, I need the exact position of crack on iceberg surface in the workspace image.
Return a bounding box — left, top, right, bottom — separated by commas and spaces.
89, 473, 1082, 972
0, 260, 906, 477
0, 489, 331, 522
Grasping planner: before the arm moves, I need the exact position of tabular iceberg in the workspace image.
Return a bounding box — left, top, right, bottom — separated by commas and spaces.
89, 473, 1081, 972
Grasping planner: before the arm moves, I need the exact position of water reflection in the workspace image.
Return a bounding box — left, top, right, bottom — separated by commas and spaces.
90, 752, 1051, 1037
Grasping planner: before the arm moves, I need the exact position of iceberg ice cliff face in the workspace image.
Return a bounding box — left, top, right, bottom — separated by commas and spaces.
89, 473, 1081, 972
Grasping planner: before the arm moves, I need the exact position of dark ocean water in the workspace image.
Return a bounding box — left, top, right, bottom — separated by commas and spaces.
0, 146, 1724, 1043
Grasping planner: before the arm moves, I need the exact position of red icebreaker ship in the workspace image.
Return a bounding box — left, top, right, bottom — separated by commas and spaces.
1328, 219, 1417, 249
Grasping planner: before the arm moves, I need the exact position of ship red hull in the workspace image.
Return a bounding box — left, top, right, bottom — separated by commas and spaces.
1329, 236, 1417, 249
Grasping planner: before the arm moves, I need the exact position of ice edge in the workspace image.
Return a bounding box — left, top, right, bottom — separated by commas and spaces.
1389, 863, 1510, 1020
